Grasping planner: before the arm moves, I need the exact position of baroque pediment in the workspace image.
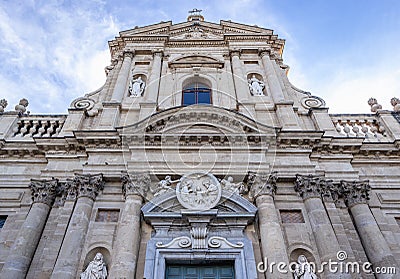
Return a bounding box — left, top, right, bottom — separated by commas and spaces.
169, 54, 224, 68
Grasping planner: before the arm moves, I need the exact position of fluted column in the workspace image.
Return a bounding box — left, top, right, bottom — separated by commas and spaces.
248, 172, 290, 279
109, 172, 151, 279
111, 50, 135, 102
230, 49, 249, 103
0, 179, 58, 279
145, 50, 163, 103
295, 175, 351, 279
341, 181, 399, 279
51, 174, 104, 279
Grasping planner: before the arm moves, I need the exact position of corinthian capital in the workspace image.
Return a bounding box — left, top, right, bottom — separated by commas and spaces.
74, 173, 104, 200
29, 178, 59, 206
294, 174, 325, 200
121, 172, 151, 199
340, 180, 370, 207
248, 171, 277, 200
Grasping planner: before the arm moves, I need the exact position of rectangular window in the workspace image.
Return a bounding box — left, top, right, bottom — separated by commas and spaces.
280, 210, 305, 223
0, 215, 7, 229
95, 209, 120, 222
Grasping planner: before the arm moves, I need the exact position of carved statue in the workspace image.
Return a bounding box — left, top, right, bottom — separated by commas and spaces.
220, 176, 247, 195
129, 76, 146, 97
293, 255, 318, 279
152, 175, 179, 197
80, 253, 107, 279
248, 75, 265, 96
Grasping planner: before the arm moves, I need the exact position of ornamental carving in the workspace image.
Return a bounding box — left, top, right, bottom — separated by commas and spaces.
176, 172, 221, 211
220, 176, 248, 196
74, 173, 104, 200
29, 178, 59, 206
294, 174, 324, 200
301, 95, 326, 109
121, 172, 151, 198
340, 180, 370, 207
248, 171, 277, 200
70, 97, 102, 117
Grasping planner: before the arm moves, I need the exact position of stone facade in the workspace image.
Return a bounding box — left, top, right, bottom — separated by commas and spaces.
0, 12, 400, 279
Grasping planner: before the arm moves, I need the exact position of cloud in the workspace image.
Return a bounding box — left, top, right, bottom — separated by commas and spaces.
319, 68, 400, 113
0, 1, 119, 113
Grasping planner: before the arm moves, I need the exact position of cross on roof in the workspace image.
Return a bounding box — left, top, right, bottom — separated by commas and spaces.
188, 8, 202, 15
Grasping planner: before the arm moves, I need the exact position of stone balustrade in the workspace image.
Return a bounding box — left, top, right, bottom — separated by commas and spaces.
330, 114, 387, 140
11, 115, 66, 138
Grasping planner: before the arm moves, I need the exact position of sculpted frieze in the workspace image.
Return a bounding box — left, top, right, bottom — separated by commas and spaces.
176, 172, 221, 211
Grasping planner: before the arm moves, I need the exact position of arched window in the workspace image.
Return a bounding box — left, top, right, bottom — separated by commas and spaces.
182, 82, 211, 106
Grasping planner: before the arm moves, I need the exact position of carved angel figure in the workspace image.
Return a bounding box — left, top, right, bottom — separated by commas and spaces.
80, 253, 107, 279
293, 255, 318, 279
129, 76, 146, 97
248, 75, 265, 96
220, 176, 247, 195
152, 175, 179, 197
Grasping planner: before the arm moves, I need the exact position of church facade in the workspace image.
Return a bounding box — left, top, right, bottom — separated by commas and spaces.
0, 12, 400, 279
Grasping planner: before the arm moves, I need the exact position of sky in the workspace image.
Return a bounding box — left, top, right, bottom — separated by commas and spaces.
0, 0, 399, 114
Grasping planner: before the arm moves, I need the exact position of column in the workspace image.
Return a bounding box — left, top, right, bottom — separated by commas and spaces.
259, 49, 300, 129
111, 50, 134, 102
109, 172, 150, 279
341, 181, 399, 279
144, 50, 163, 103
230, 49, 249, 103
259, 49, 284, 103
51, 174, 104, 279
0, 179, 58, 279
248, 172, 291, 279
295, 175, 351, 279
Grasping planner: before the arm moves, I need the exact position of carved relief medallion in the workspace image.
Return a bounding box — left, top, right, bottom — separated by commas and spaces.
176, 172, 221, 210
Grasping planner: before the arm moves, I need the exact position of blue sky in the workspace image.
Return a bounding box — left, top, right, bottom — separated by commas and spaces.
0, 0, 399, 114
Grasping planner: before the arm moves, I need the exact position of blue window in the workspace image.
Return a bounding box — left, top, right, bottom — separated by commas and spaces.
0, 216, 7, 229
183, 83, 211, 106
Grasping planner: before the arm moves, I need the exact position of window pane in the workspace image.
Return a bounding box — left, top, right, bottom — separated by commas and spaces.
0, 216, 7, 229
183, 91, 196, 106
198, 91, 211, 104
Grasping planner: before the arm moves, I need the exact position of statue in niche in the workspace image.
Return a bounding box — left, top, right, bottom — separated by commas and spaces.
248, 75, 265, 96
152, 175, 180, 197
129, 75, 146, 97
293, 255, 318, 279
80, 252, 107, 279
220, 176, 247, 195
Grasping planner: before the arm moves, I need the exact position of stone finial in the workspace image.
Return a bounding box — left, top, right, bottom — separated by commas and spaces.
74, 173, 104, 200
29, 178, 59, 206
0, 99, 8, 113
121, 172, 151, 199
294, 174, 324, 200
391, 97, 400, 112
340, 180, 370, 207
367, 97, 382, 112
248, 171, 277, 200
15, 98, 29, 114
